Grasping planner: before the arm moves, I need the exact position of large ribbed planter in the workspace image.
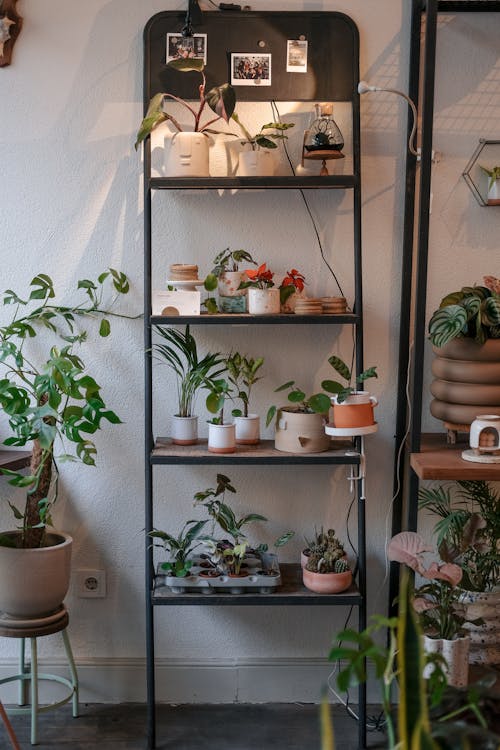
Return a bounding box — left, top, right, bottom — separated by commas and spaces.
0, 531, 72, 619
274, 408, 330, 454
459, 588, 500, 666
430, 339, 500, 426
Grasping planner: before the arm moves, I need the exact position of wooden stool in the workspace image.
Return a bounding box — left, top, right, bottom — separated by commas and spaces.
0, 606, 78, 745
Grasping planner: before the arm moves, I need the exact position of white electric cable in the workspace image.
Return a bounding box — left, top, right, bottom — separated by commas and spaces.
358, 80, 418, 157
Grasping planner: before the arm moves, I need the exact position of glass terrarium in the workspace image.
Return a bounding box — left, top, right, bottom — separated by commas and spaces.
302, 103, 345, 175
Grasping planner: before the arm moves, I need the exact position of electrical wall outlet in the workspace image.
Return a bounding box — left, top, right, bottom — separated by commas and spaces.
76, 569, 106, 598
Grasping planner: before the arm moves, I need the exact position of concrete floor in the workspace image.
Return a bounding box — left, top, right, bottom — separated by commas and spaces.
3, 703, 387, 749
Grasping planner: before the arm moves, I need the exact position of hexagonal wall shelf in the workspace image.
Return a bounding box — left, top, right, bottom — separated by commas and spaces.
463, 138, 500, 206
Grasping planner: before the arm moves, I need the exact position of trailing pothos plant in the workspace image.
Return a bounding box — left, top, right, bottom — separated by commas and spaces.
0, 270, 131, 549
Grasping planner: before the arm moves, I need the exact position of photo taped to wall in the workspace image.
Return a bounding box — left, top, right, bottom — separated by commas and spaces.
231, 53, 271, 86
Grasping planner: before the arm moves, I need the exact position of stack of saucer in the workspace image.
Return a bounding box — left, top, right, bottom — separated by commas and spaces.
169, 264, 199, 281
320, 297, 347, 314
294, 298, 323, 315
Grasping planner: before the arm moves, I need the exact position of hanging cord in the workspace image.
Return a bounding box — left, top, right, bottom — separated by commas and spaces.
270, 100, 346, 300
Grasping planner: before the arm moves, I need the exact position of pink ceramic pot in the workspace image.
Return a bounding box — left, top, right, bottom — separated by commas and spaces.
302, 567, 352, 594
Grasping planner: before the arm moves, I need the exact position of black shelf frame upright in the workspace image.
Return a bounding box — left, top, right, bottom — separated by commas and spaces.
391, 0, 500, 612
142, 10, 367, 749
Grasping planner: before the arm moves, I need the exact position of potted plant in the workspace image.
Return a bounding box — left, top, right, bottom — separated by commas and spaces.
279, 268, 307, 313
479, 165, 500, 205
419, 480, 500, 666
152, 324, 224, 445
204, 373, 236, 453
194, 474, 267, 575
266, 381, 332, 454
387, 531, 483, 688
231, 113, 294, 176
238, 263, 279, 315
300, 526, 347, 569
210, 248, 257, 313
134, 58, 236, 177
226, 352, 264, 445
0, 270, 131, 619
427, 276, 500, 427
149, 519, 208, 578
302, 528, 352, 594
322, 355, 378, 429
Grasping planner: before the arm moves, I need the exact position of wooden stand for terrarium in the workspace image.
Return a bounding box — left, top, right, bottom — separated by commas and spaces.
301, 149, 344, 176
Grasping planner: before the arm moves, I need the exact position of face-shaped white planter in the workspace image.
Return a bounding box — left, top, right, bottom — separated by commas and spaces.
237, 149, 275, 177
165, 131, 210, 177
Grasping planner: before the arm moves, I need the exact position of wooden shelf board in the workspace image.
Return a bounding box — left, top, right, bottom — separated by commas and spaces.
151, 438, 359, 465
410, 433, 500, 480
0, 450, 31, 472
152, 563, 361, 606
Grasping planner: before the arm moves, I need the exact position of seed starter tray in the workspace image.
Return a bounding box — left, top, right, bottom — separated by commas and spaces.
154, 553, 281, 595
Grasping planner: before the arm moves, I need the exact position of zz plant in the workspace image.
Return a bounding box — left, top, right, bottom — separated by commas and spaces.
0, 270, 131, 548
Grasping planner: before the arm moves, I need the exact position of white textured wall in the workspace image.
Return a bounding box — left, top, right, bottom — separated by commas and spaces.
0, 0, 497, 704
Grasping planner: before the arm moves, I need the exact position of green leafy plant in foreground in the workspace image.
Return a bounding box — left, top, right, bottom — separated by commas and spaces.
0, 270, 132, 548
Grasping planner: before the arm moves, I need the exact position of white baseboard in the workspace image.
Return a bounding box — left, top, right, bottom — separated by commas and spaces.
0, 657, 381, 704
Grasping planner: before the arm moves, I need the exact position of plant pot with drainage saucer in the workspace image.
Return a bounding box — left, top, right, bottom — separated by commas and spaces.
322, 356, 378, 437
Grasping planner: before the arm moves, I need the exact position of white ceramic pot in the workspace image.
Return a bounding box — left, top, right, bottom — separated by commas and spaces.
459, 588, 500, 665
217, 271, 246, 298
469, 414, 500, 454
0, 531, 72, 618
487, 179, 500, 205
423, 634, 470, 688
234, 414, 260, 445
237, 149, 275, 177
165, 131, 210, 177
247, 288, 280, 315
274, 408, 330, 454
331, 392, 377, 429
171, 415, 198, 446
207, 422, 236, 454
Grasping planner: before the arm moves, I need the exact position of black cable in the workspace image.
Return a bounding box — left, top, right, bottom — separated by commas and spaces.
270, 100, 346, 300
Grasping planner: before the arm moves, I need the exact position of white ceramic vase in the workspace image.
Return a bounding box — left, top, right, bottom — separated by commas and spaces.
0, 531, 72, 618
165, 131, 210, 177
423, 634, 470, 688
237, 149, 275, 177
247, 288, 280, 315
171, 415, 198, 446
234, 414, 260, 445
207, 422, 236, 454
487, 179, 500, 205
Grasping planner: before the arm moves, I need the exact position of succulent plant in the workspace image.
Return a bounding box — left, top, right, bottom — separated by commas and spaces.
304, 528, 347, 573
334, 558, 349, 574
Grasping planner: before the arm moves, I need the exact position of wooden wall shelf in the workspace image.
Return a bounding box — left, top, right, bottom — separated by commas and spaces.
410, 434, 500, 480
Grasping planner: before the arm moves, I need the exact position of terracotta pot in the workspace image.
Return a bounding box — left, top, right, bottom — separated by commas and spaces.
274, 408, 330, 454
0, 531, 72, 619
165, 131, 210, 177
331, 392, 377, 428
302, 567, 352, 594
247, 288, 280, 315
171, 415, 198, 445
430, 339, 500, 426
207, 422, 236, 454
234, 414, 260, 445
459, 588, 500, 666
422, 634, 470, 688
